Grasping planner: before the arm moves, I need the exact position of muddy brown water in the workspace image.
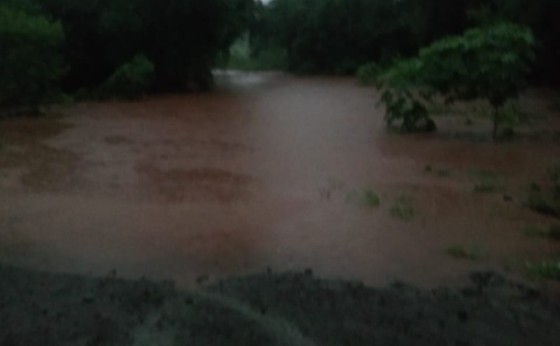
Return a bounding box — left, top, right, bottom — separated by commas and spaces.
1, 72, 559, 289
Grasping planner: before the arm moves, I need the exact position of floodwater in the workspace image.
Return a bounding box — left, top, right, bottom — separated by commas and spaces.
1, 72, 559, 288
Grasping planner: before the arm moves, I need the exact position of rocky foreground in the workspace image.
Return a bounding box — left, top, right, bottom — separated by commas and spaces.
1, 265, 559, 346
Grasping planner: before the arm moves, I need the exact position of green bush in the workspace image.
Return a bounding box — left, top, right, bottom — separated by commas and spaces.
378, 22, 535, 137
526, 260, 560, 280
101, 54, 154, 99
219, 36, 287, 71
377, 59, 435, 132
0, 5, 66, 107
356, 62, 381, 86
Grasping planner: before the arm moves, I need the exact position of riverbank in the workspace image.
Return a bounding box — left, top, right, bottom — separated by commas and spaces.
1, 265, 559, 346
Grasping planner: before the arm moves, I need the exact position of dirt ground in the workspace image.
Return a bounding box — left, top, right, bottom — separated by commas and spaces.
1, 265, 559, 346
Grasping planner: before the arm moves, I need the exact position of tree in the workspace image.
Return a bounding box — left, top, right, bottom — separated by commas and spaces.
0, 5, 66, 108
37, 0, 255, 93
378, 22, 535, 139
100, 54, 155, 99
254, 0, 411, 74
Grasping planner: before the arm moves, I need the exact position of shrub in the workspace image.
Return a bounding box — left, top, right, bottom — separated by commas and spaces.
377, 58, 435, 132
356, 62, 381, 85
0, 5, 66, 108
101, 54, 155, 99
378, 22, 535, 138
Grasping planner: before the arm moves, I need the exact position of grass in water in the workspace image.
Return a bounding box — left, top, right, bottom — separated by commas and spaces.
524, 224, 560, 240
390, 195, 415, 221
346, 189, 381, 208
527, 192, 560, 218
425, 165, 452, 178
447, 245, 484, 261
526, 260, 560, 280
469, 169, 503, 193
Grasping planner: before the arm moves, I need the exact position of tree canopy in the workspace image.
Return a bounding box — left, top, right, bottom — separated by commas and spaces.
251, 0, 559, 84
0, 0, 558, 108
0, 4, 65, 107
378, 22, 536, 138
0, 0, 255, 106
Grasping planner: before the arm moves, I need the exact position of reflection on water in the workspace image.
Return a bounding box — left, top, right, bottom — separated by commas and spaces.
0, 72, 559, 288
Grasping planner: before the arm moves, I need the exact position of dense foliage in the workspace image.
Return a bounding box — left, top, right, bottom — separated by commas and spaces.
38, 0, 255, 92
100, 54, 155, 99
0, 0, 255, 107
253, 0, 559, 84
0, 0, 558, 109
377, 22, 535, 137
251, 0, 413, 74
0, 5, 65, 107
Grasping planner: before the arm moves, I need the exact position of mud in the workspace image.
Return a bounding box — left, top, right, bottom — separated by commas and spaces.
0, 72, 559, 289
1, 265, 559, 346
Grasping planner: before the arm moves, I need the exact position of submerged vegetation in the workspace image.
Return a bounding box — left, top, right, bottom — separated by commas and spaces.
346, 189, 382, 208
447, 245, 484, 261
526, 166, 560, 219
469, 170, 504, 194
390, 195, 415, 221
526, 260, 560, 281
524, 224, 560, 240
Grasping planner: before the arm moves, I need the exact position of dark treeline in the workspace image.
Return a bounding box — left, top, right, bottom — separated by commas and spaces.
2, 0, 560, 108
251, 0, 560, 84
0, 0, 254, 106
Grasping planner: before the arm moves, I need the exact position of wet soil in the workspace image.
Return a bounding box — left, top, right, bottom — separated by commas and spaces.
1, 72, 560, 290
1, 265, 559, 346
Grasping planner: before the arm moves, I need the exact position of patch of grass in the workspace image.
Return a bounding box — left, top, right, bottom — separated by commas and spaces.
526, 193, 560, 218
424, 165, 452, 178
526, 164, 560, 217
390, 195, 415, 221
524, 224, 560, 240
363, 190, 381, 207
447, 245, 484, 261
346, 189, 381, 208
473, 182, 499, 193
526, 260, 560, 280
435, 168, 452, 178
469, 169, 503, 193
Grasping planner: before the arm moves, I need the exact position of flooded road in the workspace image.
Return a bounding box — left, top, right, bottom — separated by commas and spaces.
1, 72, 559, 288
